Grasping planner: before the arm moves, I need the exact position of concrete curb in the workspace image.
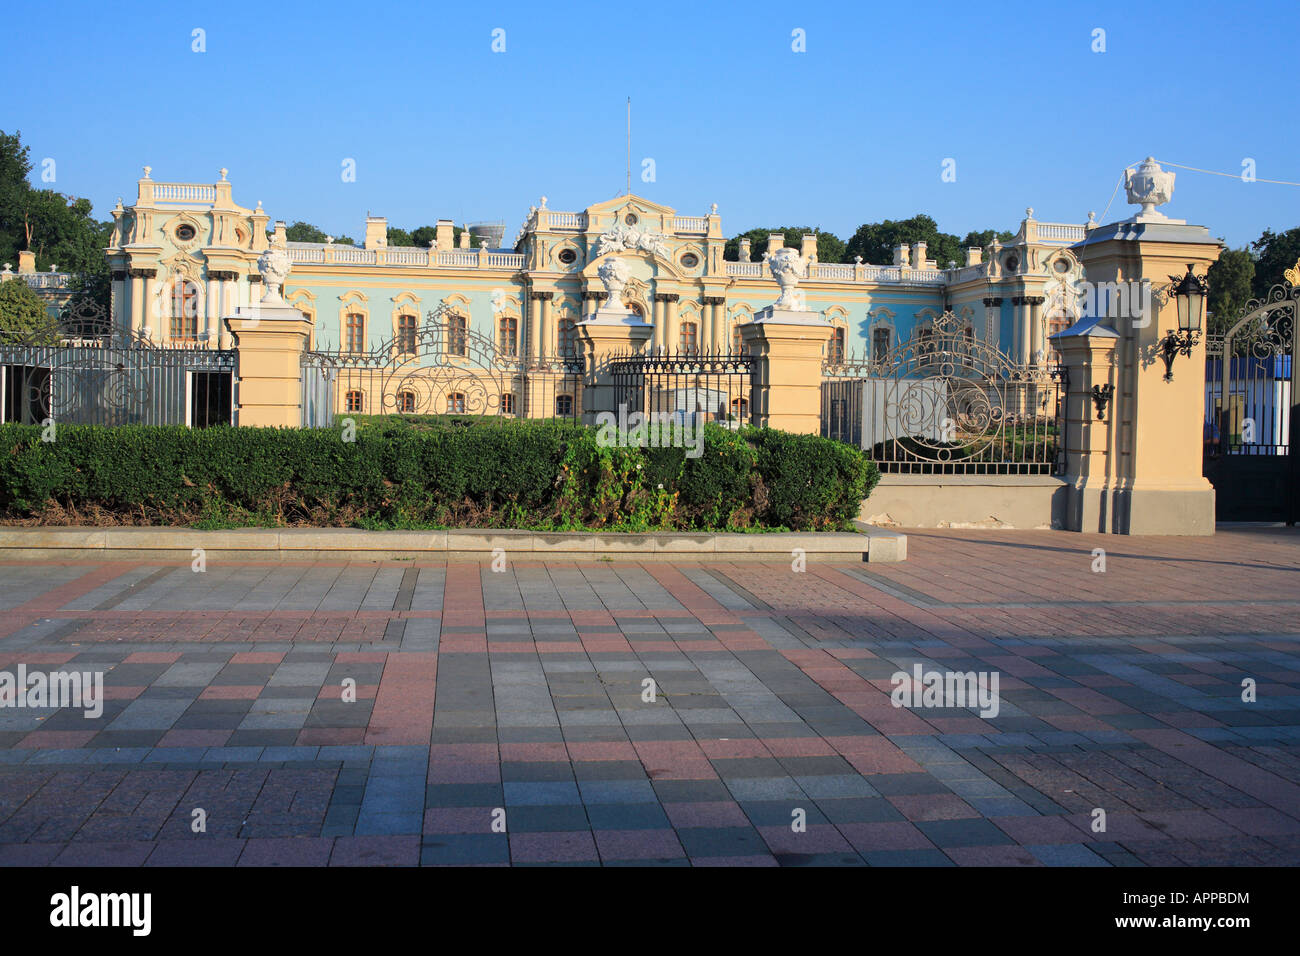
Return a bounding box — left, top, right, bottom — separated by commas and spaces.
0, 526, 908, 563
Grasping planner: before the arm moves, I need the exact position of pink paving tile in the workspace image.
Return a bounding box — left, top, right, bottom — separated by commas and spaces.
158, 729, 231, 748
509, 831, 599, 863
499, 742, 569, 761
566, 741, 639, 761
424, 808, 497, 834
329, 836, 419, 866
16, 730, 98, 749
758, 824, 855, 855
887, 794, 981, 822
200, 685, 263, 700
663, 801, 750, 829
594, 829, 686, 860
840, 821, 936, 853
238, 838, 336, 866
123, 652, 182, 664
944, 845, 1043, 866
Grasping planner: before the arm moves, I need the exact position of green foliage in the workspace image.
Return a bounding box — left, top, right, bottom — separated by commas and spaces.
0, 130, 111, 291
0, 420, 877, 533
745, 427, 879, 530
724, 227, 845, 263
0, 277, 52, 341
1207, 248, 1256, 335
960, 228, 1014, 251
1250, 227, 1300, 299
284, 221, 355, 245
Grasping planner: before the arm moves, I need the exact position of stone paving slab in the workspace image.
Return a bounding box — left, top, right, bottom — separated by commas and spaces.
0, 526, 1297, 865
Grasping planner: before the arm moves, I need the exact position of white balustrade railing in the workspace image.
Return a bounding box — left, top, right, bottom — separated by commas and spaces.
673, 216, 708, 233
382, 249, 428, 265
725, 262, 764, 277
1038, 222, 1086, 242
861, 266, 904, 282
809, 263, 854, 281
152, 183, 216, 203
334, 248, 377, 264
945, 264, 986, 283
546, 212, 586, 229
488, 253, 526, 269
289, 248, 326, 263
437, 250, 479, 267
19, 273, 72, 289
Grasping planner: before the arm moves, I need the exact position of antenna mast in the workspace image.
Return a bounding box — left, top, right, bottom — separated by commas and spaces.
626, 97, 631, 196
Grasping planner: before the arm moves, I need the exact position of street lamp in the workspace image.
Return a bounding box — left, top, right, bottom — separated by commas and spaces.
1160, 263, 1207, 382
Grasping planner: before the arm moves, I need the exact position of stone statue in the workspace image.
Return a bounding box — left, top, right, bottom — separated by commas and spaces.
591, 222, 669, 260
257, 237, 292, 304
1125, 157, 1175, 220
596, 257, 631, 306
767, 247, 809, 311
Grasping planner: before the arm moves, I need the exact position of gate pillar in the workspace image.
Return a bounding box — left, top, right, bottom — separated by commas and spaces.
1054, 319, 1119, 532
1073, 209, 1221, 534
577, 308, 653, 423
224, 304, 311, 427
740, 309, 832, 434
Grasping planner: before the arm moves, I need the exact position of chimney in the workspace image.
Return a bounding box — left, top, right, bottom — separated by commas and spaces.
912, 241, 927, 270
435, 219, 454, 251
738, 237, 752, 262
893, 244, 909, 267
364, 216, 387, 250
18, 250, 36, 274
800, 233, 818, 261
966, 247, 982, 266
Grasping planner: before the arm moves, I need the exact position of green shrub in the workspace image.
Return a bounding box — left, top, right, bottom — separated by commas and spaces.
0, 420, 877, 532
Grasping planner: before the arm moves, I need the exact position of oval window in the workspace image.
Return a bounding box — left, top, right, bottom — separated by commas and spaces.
175, 223, 197, 241
1053, 258, 1070, 274
680, 253, 699, 268
624, 213, 638, 225
558, 248, 577, 265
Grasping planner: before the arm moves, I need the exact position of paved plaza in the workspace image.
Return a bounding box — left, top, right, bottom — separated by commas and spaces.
0, 527, 1297, 867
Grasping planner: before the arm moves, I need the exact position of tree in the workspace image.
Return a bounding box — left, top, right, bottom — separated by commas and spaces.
0, 277, 53, 342
284, 221, 354, 245
961, 229, 1014, 251
0, 130, 34, 269
724, 226, 845, 262
386, 226, 414, 247
1250, 228, 1300, 298
410, 225, 438, 248
1206, 248, 1255, 335
844, 215, 963, 267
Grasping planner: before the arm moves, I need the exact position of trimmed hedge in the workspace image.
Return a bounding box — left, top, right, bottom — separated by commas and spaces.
0, 420, 879, 532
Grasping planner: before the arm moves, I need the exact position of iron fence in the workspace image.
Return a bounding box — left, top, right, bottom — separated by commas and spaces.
608, 349, 756, 429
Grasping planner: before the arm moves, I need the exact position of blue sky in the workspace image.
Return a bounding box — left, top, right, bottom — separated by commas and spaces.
5, 0, 1298, 250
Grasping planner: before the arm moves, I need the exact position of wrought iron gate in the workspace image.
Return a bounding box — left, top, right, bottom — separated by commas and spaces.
1203, 273, 1298, 523
300, 304, 583, 426
821, 310, 1066, 475
0, 296, 235, 427
609, 349, 756, 428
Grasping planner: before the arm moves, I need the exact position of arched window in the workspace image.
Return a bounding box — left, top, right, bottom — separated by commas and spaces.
447, 313, 467, 357
499, 316, 518, 357
731, 397, 749, 421
501, 392, 515, 415
732, 325, 743, 353
679, 321, 698, 355
916, 327, 934, 355
555, 394, 574, 417
447, 392, 466, 414
558, 318, 576, 358
829, 327, 845, 364
397, 390, 415, 413
397, 314, 417, 355
345, 389, 364, 413
170, 280, 200, 341
346, 313, 365, 353
872, 327, 891, 362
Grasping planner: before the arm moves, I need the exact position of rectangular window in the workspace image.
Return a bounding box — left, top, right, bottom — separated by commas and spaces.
872, 328, 890, 363
345, 389, 364, 413
398, 314, 417, 355
346, 313, 365, 353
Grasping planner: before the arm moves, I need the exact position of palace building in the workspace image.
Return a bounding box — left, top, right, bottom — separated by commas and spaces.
103, 167, 1092, 374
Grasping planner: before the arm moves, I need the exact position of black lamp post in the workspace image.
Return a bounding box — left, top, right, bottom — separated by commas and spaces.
1160, 264, 1207, 382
